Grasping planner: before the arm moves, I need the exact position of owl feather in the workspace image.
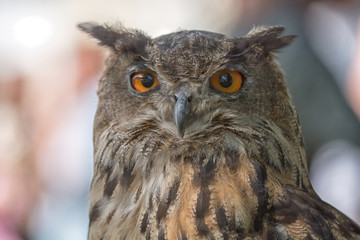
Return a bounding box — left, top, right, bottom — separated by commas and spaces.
78, 22, 360, 240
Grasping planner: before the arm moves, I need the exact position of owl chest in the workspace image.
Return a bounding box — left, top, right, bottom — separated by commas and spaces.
128, 150, 268, 239
92, 135, 271, 239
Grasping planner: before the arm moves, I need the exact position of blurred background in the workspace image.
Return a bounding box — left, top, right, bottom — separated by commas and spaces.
0, 0, 359, 239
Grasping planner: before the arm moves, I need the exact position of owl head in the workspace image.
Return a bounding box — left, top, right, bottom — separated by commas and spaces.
78, 22, 297, 146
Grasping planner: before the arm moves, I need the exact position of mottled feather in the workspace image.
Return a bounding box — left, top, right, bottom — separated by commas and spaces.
78, 22, 360, 240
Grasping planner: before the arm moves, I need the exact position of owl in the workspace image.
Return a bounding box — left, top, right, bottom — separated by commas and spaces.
78, 22, 360, 240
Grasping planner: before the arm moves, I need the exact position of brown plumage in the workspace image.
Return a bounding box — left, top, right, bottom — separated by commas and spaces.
78, 22, 360, 240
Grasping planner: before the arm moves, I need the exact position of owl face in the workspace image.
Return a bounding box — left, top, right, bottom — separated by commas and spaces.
79, 23, 296, 141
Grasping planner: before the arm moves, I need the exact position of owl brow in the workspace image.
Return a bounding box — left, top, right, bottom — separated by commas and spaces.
225, 38, 253, 60
218, 58, 244, 69
129, 59, 153, 70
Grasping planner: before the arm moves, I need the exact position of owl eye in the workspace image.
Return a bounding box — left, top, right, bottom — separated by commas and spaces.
131, 71, 159, 92
210, 70, 243, 93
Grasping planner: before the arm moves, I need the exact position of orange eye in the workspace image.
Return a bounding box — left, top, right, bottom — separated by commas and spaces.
210, 70, 243, 93
131, 71, 159, 92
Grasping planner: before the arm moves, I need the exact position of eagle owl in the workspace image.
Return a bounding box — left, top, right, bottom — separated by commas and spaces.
78, 22, 360, 240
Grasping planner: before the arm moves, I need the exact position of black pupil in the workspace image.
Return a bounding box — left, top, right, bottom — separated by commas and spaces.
142, 74, 154, 88
219, 73, 233, 88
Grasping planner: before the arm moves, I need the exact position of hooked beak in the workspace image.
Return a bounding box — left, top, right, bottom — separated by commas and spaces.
174, 91, 191, 138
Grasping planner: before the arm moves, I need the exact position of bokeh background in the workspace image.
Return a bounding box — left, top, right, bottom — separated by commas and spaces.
0, 0, 360, 239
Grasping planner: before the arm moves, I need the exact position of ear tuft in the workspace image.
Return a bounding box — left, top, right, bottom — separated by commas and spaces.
77, 22, 151, 55
77, 22, 120, 49
245, 26, 296, 53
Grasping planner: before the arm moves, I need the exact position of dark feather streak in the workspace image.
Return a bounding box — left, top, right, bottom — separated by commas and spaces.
216, 207, 229, 240
249, 161, 268, 232
156, 180, 180, 224
89, 201, 102, 225
224, 151, 240, 172
140, 212, 149, 233
120, 163, 135, 188
104, 175, 118, 197
158, 227, 165, 240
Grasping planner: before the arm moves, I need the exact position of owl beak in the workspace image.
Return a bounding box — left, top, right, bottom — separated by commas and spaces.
174, 91, 191, 138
